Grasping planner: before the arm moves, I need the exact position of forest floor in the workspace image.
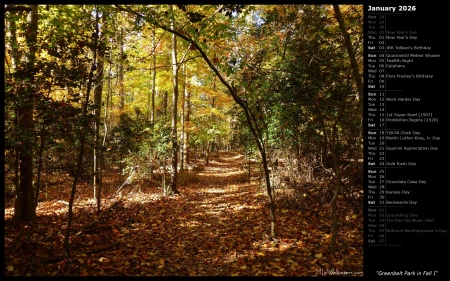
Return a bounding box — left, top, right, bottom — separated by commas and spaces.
4, 151, 363, 277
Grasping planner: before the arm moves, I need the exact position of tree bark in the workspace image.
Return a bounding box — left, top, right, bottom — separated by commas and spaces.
6, 7, 21, 69
167, 5, 180, 196
333, 5, 363, 115
184, 77, 191, 165
150, 25, 156, 126
94, 12, 107, 213
118, 27, 125, 111
63, 9, 100, 257
14, 4, 38, 223
180, 64, 186, 171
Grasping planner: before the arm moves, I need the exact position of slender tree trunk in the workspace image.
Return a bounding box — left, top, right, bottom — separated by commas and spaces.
328, 71, 351, 256
330, 145, 343, 256
7, 9, 22, 216
162, 91, 168, 120
31, 137, 45, 212
184, 79, 191, 165
161, 156, 168, 191
333, 5, 363, 116
63, 10, 99, 258
333, 5, 364, 167
102, 43, 112, 181
167, 5, 180, 196
205, 142, 210, 166
119, 27, 125, 111
27, 133, 45, 240
93, 13, 107, 213
6, 6, 21, 69
180, 64, 186, 171
14, 4, 38, 223
150, 25, 156, 126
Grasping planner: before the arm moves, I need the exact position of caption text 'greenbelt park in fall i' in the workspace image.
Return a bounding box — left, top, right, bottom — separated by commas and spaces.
4, 4, 363, 276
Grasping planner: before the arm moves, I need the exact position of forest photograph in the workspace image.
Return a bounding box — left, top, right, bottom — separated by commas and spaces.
4, 4, 363, 276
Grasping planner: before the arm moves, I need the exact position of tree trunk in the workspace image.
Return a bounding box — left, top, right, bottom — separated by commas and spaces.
205, 142, 210, 166
94, 13, 107, 213
333, 5, 363, 116
330, 145, 343, 256
14, 4, 38, 223
333, 5, 364, 166
29, 135, 45, 234
118, 27, 125, 111
180, 64, 186, 171
167, 5, 180, 196
162, 157, 167, 190
63, 10, 100, 258
102, 40, 113, 183
150, 25, 156, 126
184, 82, 191, 165
6, 6, 21, 69
162, 90, 168, 121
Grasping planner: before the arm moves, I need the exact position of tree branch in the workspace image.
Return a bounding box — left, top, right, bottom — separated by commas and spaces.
4, 6, 32, 12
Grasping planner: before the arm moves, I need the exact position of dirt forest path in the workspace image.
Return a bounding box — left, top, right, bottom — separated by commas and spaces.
117, 151, 280, 276
5, 151, 363, 276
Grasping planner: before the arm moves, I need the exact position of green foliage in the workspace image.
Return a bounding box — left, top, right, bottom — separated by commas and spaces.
226, 5, 362, 163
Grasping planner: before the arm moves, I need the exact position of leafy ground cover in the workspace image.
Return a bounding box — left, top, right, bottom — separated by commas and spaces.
4, 151, 363, 276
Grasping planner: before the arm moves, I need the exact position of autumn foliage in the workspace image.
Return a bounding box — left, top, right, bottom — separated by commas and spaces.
5, 152, 362, 276
5, 4, 363, 276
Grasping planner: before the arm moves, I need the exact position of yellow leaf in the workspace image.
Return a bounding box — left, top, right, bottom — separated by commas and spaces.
281, 209, 289, 213
7, 265, 13, 271
240, 265, 247, 269
315, 253, 323, 258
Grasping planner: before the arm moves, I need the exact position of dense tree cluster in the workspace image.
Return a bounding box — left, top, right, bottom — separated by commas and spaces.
5, 4, 362, 258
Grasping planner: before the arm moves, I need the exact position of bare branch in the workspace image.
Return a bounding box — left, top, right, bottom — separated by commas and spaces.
4, 6, 32, 12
